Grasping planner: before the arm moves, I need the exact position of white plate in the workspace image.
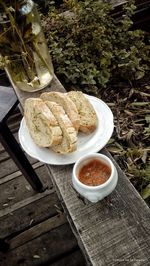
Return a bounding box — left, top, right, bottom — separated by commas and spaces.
18, 95, 114, 165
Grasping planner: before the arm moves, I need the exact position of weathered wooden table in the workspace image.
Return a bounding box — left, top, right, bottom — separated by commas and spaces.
12, 75, 150, 266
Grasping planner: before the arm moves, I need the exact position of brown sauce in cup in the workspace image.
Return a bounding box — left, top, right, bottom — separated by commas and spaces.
78, 159, 111, 186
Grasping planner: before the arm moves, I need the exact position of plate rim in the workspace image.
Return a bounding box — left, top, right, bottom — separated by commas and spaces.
18, 94, 114, 165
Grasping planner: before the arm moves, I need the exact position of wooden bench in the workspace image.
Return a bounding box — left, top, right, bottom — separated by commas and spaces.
0, 84, 45, 192
12, 75, 150, 265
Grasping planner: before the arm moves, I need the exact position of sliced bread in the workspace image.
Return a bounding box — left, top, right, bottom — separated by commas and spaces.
45, 101, 77, 154
40, 91, 80, 131
24, 98, 62, 147
67, 91, 97, 133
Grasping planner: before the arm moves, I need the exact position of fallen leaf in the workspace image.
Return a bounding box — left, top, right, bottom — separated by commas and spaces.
26, 185, 31, 191
8, 197, 15, 200
33, 255, 40, 259
141, 150, 148, 164
29, 219, 34, 226
141, 184, 150, 199
131, 102, 149, 107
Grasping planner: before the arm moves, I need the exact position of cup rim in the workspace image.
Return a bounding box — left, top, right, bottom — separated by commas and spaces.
73, 153, 115, 190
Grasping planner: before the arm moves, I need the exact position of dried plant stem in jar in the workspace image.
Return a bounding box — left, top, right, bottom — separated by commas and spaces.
0, 0, 54, 92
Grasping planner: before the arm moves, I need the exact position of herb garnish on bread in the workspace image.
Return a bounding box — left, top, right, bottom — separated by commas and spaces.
45, 101, 77, 154
24, 98, 62, 147
67, 91, 97, 133
24, 91, 97, 154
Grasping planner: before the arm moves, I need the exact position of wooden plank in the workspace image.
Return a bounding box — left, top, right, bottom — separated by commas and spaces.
10, 214, 67, 249
0, 188, 54, 218
0, 133, 18, 154
0, 132, 30, 161
0, 156, 37, 179
0, 86, 17, 122
48, 149, 150, 265
0, 129, 36, 166
13, 75, 66, 109
50, 249, 86, 266
0, 150, 9, 161
111, 0, 127, 7
12, 75, 150, 264
111, 0, 150, 7
0, 192, 62, 238
8, 120, 21, 133
0, 165, 52, 209
0, 223, 79, 266
0, 161, 43, 185
0, 157, 19, 178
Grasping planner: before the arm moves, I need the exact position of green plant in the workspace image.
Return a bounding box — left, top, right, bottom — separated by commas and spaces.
40, 0, 150, 204
0, 0, 53, 91
42, 0, 150, 92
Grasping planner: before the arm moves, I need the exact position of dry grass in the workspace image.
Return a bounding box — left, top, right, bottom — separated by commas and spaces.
100, 78, 150, 206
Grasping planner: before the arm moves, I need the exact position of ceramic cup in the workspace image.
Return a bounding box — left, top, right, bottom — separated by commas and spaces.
72, 153, 118, 203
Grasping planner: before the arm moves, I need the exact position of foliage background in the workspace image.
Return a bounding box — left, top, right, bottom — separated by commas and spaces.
40, 0, 150, 204
42, 0, 150, 92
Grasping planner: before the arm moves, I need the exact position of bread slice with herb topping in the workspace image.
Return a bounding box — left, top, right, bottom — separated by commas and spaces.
67, 91, 97, 133
24, 98, 62, 147
40, 91, 80, 132
45, 101, 77, 154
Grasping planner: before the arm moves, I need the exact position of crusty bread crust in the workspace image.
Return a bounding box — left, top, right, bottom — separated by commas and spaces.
45, 101, 77, 154
24, 98, 62, 147
24, 91, 97, 154
40, 92, 80, 132
67, 91, 97, 133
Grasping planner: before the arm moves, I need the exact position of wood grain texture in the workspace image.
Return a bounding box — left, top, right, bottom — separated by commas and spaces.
50, 249, 86, 266
0, 86, 17, 122
0, 165, 52, 208
48, 150, 150, 266
12, 75, 150, 265
0, 161, 43, 185
0, 87, 85, 265
10, 214, 67, 249
0, 155, 37, 178
111, 0, 149, 7
0, 223, 78, 266
0, 192, 61, 238
0, 132, 18, 154
13, 75, 66, 109
0, 189, 54, 218
110, 0, 127, 7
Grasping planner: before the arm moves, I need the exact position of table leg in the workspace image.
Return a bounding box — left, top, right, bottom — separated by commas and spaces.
0, 122, 45, 192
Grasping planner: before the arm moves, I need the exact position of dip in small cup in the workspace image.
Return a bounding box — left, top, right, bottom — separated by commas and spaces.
72, 153, 118, 203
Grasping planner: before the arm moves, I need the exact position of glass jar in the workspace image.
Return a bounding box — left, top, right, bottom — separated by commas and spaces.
0, 0, 54, 92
